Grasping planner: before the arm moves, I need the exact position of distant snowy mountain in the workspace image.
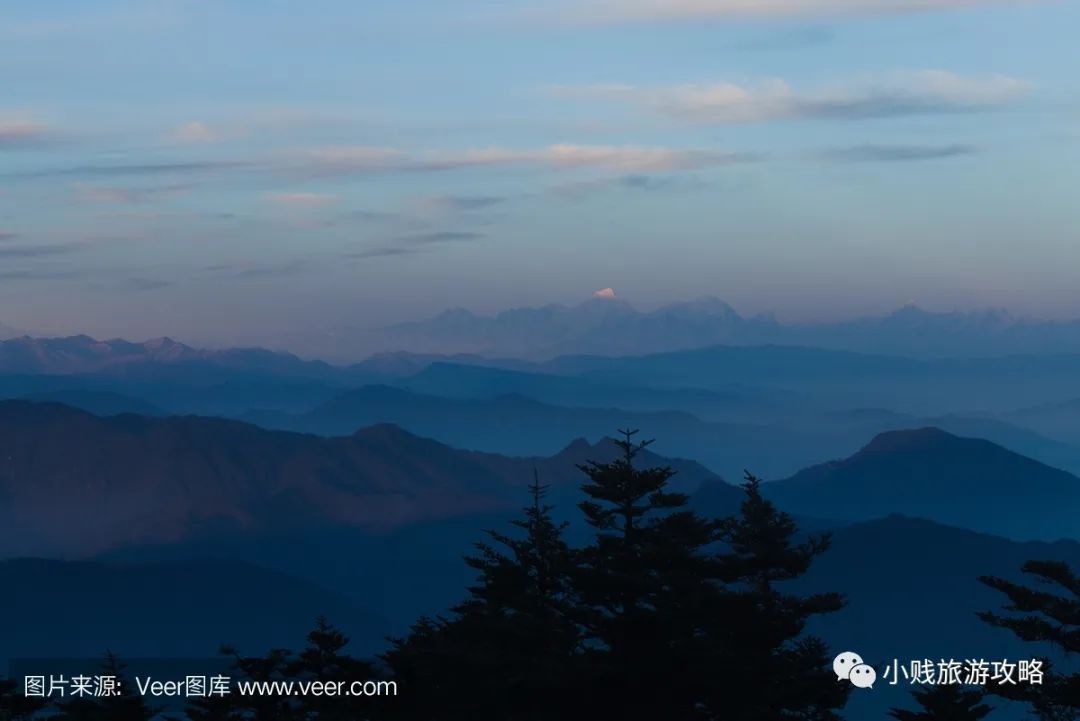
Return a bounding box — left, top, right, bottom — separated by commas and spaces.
375, 297, 1080, 359
379, 296, 780, 357
0, 334, 343, 379
785, 304, 1080, 358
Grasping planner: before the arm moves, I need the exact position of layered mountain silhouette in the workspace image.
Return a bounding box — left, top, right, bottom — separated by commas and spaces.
0, 400, 730, 557
0, 335, 346, 380
242, 385, 814, 479
6, 335, 1080, 421
241, 383, 1080, 480
20, 389, 168, 417
1007, 397, 1080, 444
400, 361, 804, 422
375, 296, 1080, 359
766, 428, 1080, 540
527, 344, 1080, 415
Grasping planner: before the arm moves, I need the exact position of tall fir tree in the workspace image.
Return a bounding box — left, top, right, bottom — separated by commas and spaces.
979, 560, 1080, 720
383, 471, 579, 721
700, 473, 850, 720
571, 429, 722, 721
889, 684, 993, 721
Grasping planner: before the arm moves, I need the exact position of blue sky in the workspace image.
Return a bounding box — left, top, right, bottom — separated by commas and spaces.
1, 0, 1077, 355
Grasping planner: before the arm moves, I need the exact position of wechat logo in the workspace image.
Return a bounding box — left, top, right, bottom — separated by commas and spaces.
834, 651, 876, 689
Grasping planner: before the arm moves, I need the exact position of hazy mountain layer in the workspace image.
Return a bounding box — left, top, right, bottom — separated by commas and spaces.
0, 401, 730, 557
767, 428, 1080, 540
377, 297, 1080, 360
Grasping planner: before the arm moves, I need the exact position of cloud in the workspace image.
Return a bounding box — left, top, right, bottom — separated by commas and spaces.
448, 145, 741, 171
401, 231, 487, 245
74, 182, 191, 204
205, 260, 309, 280
170, 121, 220, 144
74, 185, 141, 204
0, 268, 79, 281
554, 71, 1030, 124
300, 143, 746, 175
346, 247, 421, 260
562, 0, 1041, 24
593, 287, 617, 299
0, 242, 86, 259
821, 143, 978, 162
550, 177, 624, 199
125, 277, 172, 291
267, 192, 339, 207
0, 114, 51, 147
550, 172, 715, 199
0, 231, 17, 242
347, 210, 403, 223
302, 146, 411, 173
10, 143, 744, 189
6, 160, 252, 181
422, 195, 508, 212
348, 230, 487, 261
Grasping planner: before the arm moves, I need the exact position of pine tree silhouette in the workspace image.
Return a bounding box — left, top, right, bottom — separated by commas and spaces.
572, 429, 721, 721
888, 684, 992, 720
979, 560, 1080, 719
0, 676, 49, 721
191, 430, 851, 721
384, 470, 579, 721
52, 653, 159, 721
701, 472, 849, 720
288, 617, 382, 721
187, 620, 381, 721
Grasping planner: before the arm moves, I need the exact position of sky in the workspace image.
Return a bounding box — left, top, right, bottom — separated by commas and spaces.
1, 0, 1078, 355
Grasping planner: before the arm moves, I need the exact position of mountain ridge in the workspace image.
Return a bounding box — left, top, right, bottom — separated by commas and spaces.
766, 427, 1080, 540
0, 400, 732, 558
376, 296, 1080, 360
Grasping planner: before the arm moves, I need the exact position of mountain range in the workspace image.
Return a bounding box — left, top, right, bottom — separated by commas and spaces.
375, 297, 1080, 359
11, 297, 1080, 366
4, 396, 1076, 554
0, 401, 730, 557
240, 384, 1080, 480
5, 334, 1080, 419
0, 334, 346, 380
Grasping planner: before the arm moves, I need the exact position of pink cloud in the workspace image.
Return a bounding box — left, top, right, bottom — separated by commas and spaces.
267, 192, 339, 208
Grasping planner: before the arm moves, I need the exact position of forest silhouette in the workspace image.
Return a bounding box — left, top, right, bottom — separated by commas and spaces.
3, 430, 1078, 721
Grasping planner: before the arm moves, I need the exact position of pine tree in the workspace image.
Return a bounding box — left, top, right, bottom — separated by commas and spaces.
382, 431, 850, 721
287, 618, 382, 721
185, 646, 297, 721
978, 560, 1080, 720
572, 429, 723, 721
0, 676, 50, 721
889, 684, 993, 720
52, 653, 159, 721
698, 473, 850, 721
384, 471, 579, 721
